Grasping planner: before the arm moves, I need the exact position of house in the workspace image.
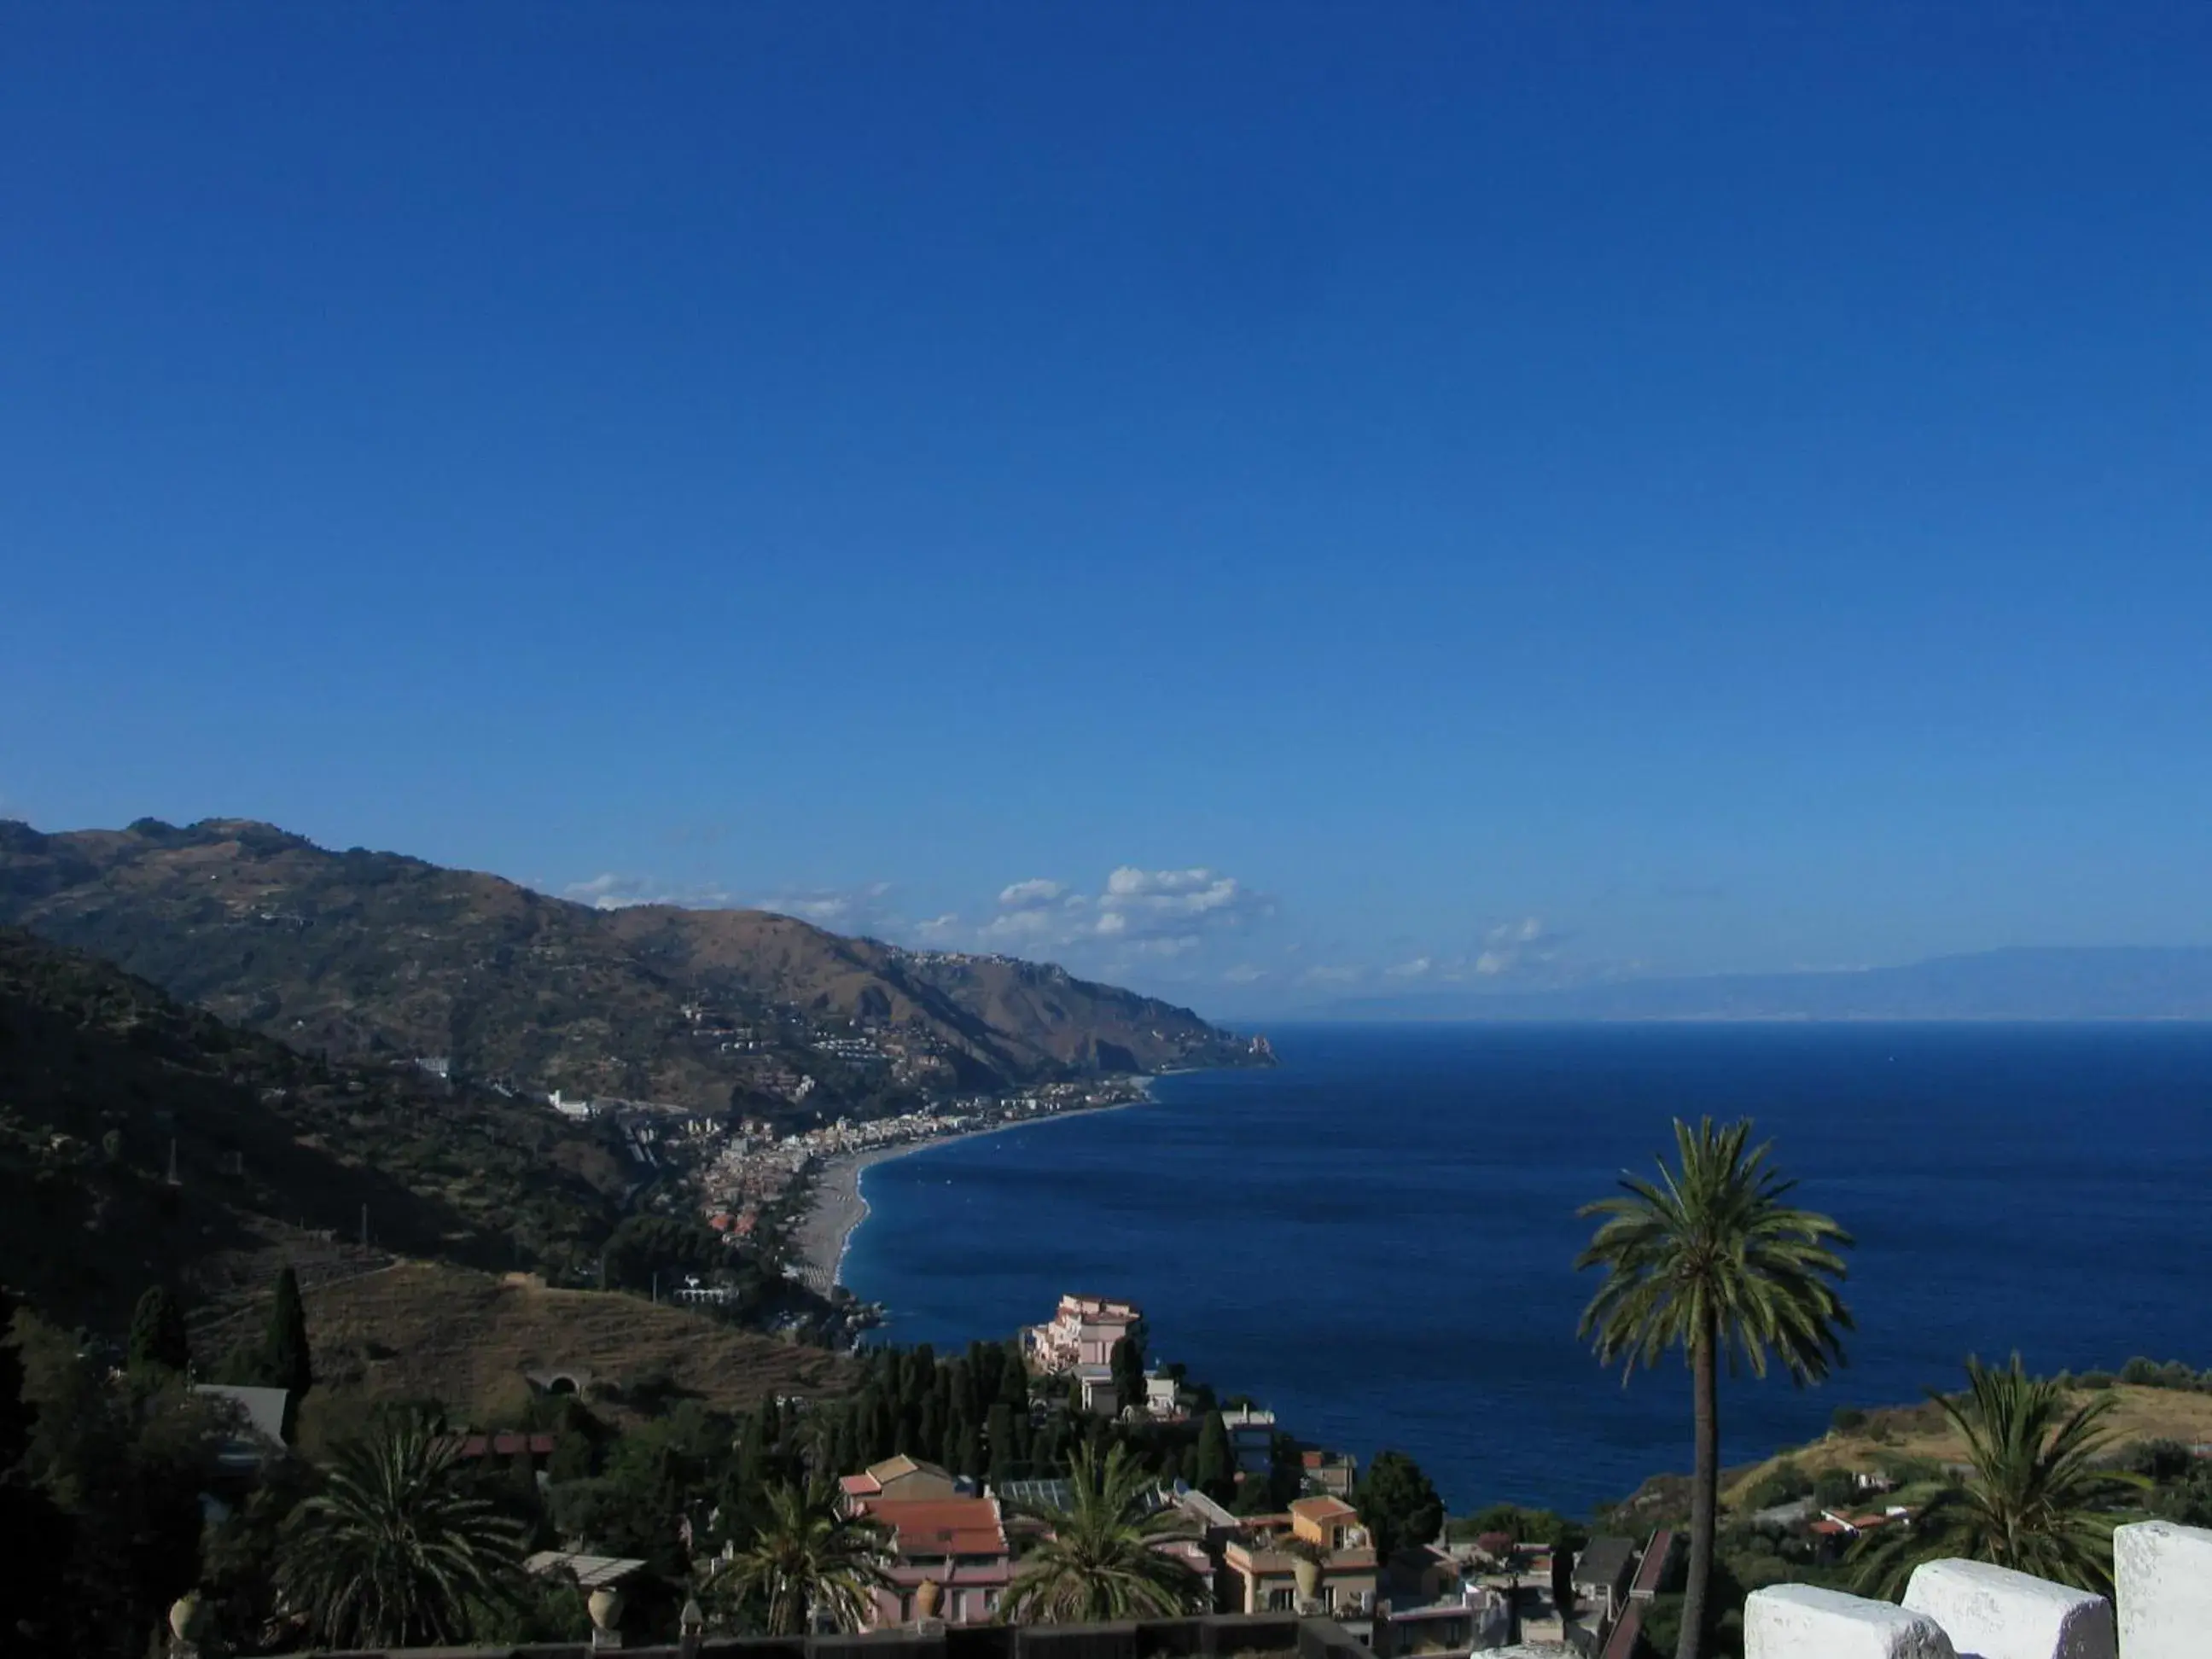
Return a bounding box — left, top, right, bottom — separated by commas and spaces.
1569, 1536, 1638, 1632
1301, 1447, 1359, 1499
1074, 1363, 1121, 1416
1023, 1293, 1141, 1374
849, 1495, 1014, 1627
839, 1454, 963, 1505
1222, 1496, 1378, 1617
1375, 1587, 1512, 1656
1146, 1370, 1191, 1420
1222, 1406, 1278, 1474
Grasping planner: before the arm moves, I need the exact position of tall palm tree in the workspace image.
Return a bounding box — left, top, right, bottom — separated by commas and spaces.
1576, 1117, 1853, 1659
708, 1476, 893, 1635
276, 1412, 527, 1648
1852, 1355, 2146, 1598
1002, 1443, 1208, 1623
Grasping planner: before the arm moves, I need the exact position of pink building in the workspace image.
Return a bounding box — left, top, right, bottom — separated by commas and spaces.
1023, 1292, 1141, 1373
852, 1495, 1015, 1627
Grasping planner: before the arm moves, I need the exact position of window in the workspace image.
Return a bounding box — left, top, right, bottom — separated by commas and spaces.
1267, 1587, 1297, 1612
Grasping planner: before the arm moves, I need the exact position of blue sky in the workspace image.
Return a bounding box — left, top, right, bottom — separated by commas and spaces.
3, 3, 2209, 1016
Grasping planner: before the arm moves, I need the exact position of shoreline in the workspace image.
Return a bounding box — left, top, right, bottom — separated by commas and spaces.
789, 1093, 1156, 1294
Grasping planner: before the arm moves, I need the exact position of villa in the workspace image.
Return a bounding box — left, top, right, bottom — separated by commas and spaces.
1022, 1292, 1142, 1374
1221, 1495, 1379, 1618
845, 1492, 1014, 1627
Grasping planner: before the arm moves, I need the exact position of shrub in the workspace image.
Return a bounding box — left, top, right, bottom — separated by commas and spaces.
1831, 1406, 1868, 1435
1745, 1459, 1813, 1511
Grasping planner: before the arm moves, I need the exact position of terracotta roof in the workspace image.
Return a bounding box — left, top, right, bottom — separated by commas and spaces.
1630, 1531, 1675, 1596
859, 1497, 1010, 1559
1291, 1496, 1359, 1522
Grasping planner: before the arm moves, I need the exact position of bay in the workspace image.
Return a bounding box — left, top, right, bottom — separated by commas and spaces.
840, 1022, 2212, 1516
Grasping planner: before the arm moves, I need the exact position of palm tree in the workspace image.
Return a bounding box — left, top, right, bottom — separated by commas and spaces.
707, 1476, 893, 1635
1852, 1355, 2146, 1598
1576, 1117, 1853, 1659
276, 1412, 527, 1648
1001, 1443, 1208, 1623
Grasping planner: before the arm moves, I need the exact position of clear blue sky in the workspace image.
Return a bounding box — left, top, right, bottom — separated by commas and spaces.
4, 3, 2208, 1016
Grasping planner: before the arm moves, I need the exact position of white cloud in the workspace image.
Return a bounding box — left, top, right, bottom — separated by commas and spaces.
562, 872, 735, 910
1297, 963, 1365, 986
1386, 956, 1432, 979
1223, 963, 1269, 984
997, 878, 1067, 909
914, 913, 963, 940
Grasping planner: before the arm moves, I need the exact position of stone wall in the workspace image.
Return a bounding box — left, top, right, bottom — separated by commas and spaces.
1743, 1522, 2212, 1659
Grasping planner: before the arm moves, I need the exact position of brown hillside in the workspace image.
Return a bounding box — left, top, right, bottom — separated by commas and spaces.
0, 818, 1261, 1109
270, 1260, 852, 1428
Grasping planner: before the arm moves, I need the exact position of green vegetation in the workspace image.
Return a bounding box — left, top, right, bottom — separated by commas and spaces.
0, 926, 626, 1329
702, 1476, 892, 1636
128, 1284, 192, 1376
1577, 1117, 1854, 1659
1001, 1444, 1209, 1622
1850, 1355, 2148, 1598
275, 1411, 528, 1648
1354, 1449, 1445, 1562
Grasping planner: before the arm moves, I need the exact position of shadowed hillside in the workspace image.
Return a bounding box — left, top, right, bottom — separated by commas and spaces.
0, 818, 1262, 1111
0, 926, 626, 1332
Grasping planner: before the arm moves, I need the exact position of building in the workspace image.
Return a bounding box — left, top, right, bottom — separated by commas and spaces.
1222, 1496, 1378, 1618
1627, 1530, 1679, 1602
1022, 1293, 1141, 1374
1569, 1536, 1638, 1633
839, 1454, 963, 1505
849, 1495, 1014, 1627
1222, 1406, 1278, 1475
1301, 1448, 1359, 1499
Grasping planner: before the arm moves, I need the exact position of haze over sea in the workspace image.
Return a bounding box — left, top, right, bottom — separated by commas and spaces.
843, 1023, 2212, 1516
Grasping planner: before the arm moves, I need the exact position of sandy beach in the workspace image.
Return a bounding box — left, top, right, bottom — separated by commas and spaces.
789, 1097, 1152, 1293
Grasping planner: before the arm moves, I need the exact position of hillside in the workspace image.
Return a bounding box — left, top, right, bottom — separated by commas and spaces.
0, 926, 627, 1332
0, 817, 1264, 1112
220, 1260, 851, 1436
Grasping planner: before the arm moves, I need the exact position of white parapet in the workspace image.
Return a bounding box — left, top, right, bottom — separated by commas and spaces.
1745, 1583, 1959, 1659
2114, 1521, 2212, 1659
1901, 1559, 2116, 1659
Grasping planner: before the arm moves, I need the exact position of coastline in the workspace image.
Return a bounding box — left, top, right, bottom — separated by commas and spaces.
790, 1094, 1155, 1293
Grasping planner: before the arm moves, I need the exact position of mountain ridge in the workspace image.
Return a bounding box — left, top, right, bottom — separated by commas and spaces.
0, 817, 1262, 1112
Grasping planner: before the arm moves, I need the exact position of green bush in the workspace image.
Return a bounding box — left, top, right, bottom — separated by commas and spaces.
1831, 1406, 1868, 1434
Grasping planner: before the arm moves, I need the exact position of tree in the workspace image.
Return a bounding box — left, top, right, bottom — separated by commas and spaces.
1354, 1451, 1443, 1564
1851, 1356, 2146, 1598
706, 1476, 891, 1635
264, 1265, 312, 1398
1194, 1409, 1234, 1503
1001, 1444, 1208, 1622
127, 1285, 191, 1377
276, 1410, 527, 1648
1110, 1330, 1147, 1414
1576, 1116, 1853, 1659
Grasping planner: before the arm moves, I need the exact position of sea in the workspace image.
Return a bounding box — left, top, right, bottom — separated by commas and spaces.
839, 1023, 2212, 1516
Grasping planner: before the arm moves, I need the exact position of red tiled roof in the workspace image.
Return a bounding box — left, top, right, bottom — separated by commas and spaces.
452, 1431, 556, 1459
1291, 1496, 1359, 1522
858, 1498, 1009, 1559
1599, 1600, 1644, 1659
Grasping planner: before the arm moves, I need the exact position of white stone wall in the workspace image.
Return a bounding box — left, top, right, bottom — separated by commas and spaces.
2115, 1522, 2212, 1659
1741, 1522, 2212, 1659
1744, 1584, 1958, 1659
1902, 1560, 2115, 1659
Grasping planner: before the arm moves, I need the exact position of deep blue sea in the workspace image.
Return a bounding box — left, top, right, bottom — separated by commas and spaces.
841, 1024, 2212, 1516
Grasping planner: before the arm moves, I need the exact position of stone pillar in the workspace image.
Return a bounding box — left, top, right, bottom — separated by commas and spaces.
1744, 1584, 1958, 1659
2115, 1520, 2212, 1659
1901, 1559, 2114, 1659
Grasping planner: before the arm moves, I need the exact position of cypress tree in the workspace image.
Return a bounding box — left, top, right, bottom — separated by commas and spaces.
127, 1285, 191, 1376
986, 1402, 1015, 1485
919, 1394, 944, 1461
998, 1348, 1030, 1412
262, 1266, 312, 1396
1195, 1409, 1234, 1502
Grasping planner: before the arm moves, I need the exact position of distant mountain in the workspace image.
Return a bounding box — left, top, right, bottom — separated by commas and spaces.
0, 818, 1260, 1111
1317, 948, 2212, 1022
0, 925, 626, 1331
